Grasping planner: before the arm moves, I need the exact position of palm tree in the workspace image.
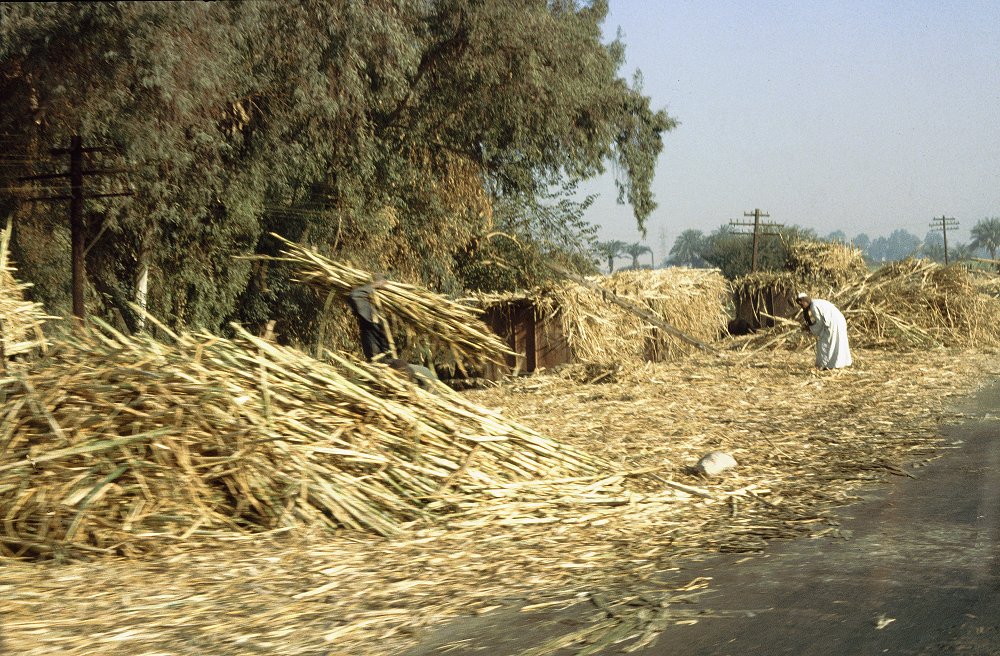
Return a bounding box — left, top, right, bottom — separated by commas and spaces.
623, 242, 652, 269
593, 240, 626, 273
970, 217, 1000, 260
669, 229, 706, 267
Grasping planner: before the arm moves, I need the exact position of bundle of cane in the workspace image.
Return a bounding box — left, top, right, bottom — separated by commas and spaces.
268, 234, 513, 373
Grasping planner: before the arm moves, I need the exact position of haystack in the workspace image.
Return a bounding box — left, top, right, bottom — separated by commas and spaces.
540, 267, 729, 365
0, 320, 602, 558
784, 239, 867, 287
836, 259, 1000, 348
0, 226, 49, 359
739, 258, 1000, 351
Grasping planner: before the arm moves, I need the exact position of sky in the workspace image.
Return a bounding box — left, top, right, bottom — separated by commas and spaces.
582, 0, 1000, 260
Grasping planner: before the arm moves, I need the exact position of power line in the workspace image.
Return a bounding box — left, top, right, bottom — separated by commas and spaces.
15, 136, 134, 322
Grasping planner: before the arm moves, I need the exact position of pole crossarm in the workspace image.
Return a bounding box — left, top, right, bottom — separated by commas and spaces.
727, 208, 784, 272
929, 215, 959, 265
15, 137, 133, 322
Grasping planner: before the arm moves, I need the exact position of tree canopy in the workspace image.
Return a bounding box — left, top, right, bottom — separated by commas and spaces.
0, 1, 674, 341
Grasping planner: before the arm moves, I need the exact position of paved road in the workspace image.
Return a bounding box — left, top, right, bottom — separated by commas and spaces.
406, 382, 1000, 656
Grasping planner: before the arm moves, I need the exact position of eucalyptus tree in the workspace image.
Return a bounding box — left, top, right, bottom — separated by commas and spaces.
0, 1, 675, 340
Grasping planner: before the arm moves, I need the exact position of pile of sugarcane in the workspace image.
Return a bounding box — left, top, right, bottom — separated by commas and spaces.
268, 233, 512, 372
784, 238, 868, 287
0, 225, 50, 359
0, 320, 603, 557
739, 258, 1000, 351
839, 259, 1000, 348
496, 268, 729, 366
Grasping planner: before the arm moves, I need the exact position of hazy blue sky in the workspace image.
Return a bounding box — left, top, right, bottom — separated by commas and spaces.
582, 0, 1000, 259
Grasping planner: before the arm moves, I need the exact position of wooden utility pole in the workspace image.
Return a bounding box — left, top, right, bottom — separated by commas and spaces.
19, 136, 132, 323
929, 215, 959, 265
729, 209, 783, 272
69, 136, 85, 320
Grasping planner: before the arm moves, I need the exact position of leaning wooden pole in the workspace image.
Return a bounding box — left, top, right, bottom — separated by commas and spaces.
546, 263, 721, 355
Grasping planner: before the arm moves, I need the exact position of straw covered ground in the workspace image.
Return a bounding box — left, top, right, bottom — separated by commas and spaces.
3, 345, 998, 655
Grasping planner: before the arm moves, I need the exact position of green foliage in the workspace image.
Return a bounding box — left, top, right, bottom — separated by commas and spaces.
701, 224, 818, 279
456, 183, 599, 292
668, 229, 707, 267
0, 1, 673, 345
865, 229, 921, 264
593, 239, 626, 273
621, 241, 652, 269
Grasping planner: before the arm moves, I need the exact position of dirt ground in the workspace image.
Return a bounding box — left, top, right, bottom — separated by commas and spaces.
404, 380, 1000, 655
1, 347, 998, 656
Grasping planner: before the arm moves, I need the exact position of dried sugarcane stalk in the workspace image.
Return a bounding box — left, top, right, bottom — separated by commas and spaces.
261, 233, 513, 372
0, 317, 605, 557
547, 263, 721, 355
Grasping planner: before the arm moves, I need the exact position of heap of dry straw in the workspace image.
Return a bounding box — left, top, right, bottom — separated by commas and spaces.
268, 233, 511, 371
837, 258, 1000, 348
0, 225, 49, 359
472, 268, 729, 367
739, 258, 1000, 351
783, 238, 868, 288
0, 320, 602, 557
549, 268, 729, 364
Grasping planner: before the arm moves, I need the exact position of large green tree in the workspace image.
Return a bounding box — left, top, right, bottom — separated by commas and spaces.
701, 224, 818, 279
0, 1, 674, 343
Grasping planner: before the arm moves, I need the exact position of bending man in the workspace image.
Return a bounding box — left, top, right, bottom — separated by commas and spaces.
795, 293, 852, 370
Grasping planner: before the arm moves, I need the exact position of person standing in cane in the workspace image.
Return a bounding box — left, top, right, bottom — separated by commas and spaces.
348, 277, 440, 389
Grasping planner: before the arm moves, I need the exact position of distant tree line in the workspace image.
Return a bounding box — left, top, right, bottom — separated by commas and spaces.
653, 217, 1000, 279
0, 1, 674, 343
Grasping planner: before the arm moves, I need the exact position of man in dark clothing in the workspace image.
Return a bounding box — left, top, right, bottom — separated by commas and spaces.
348, 279, 392, 361
348, 279, 440, 390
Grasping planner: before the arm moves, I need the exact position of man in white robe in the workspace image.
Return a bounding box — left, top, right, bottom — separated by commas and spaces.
796, 293, 852, 369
